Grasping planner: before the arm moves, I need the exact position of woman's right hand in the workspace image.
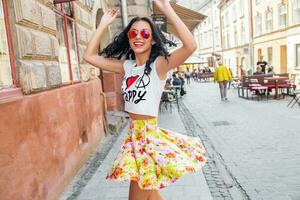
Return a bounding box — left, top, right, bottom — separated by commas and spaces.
99, 8, 120, 28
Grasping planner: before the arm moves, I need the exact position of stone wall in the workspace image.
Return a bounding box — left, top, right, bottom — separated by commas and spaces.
74, 0, 97, 82
0, 2, 107, 199
6, 0, 98, 94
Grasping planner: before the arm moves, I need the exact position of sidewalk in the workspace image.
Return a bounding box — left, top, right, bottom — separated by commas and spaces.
72, 110, 212, 200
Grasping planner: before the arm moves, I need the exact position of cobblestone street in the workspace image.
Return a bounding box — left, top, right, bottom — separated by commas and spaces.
182, 81, 300, 200
60, 81, 300, 200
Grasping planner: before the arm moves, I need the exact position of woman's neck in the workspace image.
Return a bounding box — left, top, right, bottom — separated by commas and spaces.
135, 51, 151, 66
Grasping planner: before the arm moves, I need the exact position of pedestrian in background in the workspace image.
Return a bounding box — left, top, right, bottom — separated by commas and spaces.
267, 65, 275, 75
257, 55, 268, 74
238, 65, 246, 78
83, 0, 206, 199
254, 66, 264, 75
179, 72, 186, 96
185, 68, 191, 85
214, 60, 232, 101
227, 67, 233, 89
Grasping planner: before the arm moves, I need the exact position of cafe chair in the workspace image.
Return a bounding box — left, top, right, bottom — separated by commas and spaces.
159, 91, 176, 113
287, 90, 300, 108
284, 74, 297, 95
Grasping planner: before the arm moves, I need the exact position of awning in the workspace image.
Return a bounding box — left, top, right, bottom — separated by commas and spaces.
152, 2, 206, 36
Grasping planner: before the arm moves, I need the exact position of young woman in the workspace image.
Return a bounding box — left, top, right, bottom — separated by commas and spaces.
83, 1, 206, 199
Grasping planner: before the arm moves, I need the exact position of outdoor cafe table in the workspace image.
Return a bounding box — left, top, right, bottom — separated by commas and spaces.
264, 76, 289, 99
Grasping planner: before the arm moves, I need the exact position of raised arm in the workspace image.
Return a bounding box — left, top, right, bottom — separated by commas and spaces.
154, 0, 197, 78
83, 8, 124, 74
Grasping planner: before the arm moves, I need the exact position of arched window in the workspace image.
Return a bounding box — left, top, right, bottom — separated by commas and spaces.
0, 0, 17, 91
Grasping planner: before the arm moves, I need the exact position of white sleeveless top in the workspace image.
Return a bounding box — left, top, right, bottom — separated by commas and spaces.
121, 58, 166, 117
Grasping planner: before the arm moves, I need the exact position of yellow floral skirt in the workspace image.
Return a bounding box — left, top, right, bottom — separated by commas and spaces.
106, 118, 206, 190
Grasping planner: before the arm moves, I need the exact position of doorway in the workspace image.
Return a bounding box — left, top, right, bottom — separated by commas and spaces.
280, 45, 287, 73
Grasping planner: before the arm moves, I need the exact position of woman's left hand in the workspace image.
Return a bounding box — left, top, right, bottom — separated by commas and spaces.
152, 0, 172, 10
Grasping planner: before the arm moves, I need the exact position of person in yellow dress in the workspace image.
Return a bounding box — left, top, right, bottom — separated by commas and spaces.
214, 60, 232, 101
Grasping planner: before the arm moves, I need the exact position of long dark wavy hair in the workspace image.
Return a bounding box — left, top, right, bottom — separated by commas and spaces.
100, 17, 177, 75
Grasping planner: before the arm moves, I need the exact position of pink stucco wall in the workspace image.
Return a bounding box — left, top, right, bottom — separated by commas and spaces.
0, 79, 106, 200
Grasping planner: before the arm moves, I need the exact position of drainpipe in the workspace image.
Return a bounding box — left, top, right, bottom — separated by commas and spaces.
120, 0, 128, 28
100, 92, 108, 136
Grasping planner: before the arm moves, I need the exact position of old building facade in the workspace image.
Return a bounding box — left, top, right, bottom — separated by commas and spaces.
196, 0, 222, 68
0, 0, 110, 199
196, 0, 300, 83
252, 0, 300, 82
218, 0, 252, 76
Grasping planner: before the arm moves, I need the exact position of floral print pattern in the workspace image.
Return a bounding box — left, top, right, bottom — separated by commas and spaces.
106, 118, 206, 190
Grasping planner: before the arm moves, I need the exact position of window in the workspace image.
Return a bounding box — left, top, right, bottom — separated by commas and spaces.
239, 0, 244, 17
207, 30, 213, 44
215, 28, 219, 46
222, 33, 226, 49
240, 22, 245, 44
54, 2, 80, 83
84, 0, 94, 10
296, 44, 300, 67
226, 12, 229, 26
226, 30, 230, 48
0, 0, 16, 90
200, 33, 203, 46
225, 12, 229, 26
233, 5, 237, 22
267, 47, 273, 64
265, 9, 273, 33
234, 25, 238, 46
293, 0, 300, 24
255, 13, 262, 36
214, 10, 218, 21
278, 3, 287, 28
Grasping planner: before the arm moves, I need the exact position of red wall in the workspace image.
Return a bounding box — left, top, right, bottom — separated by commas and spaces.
0, 79, 106, 200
